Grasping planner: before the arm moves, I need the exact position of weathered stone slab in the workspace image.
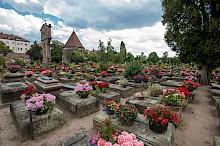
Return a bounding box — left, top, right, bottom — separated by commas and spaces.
93, 112, 175, 146
59, 77, 77, 84
126, 96, 162, 114
36, 77, 59, 84
128, 82, 148, 92
94, 91, 120, 104
10, 101, 64, 140
34, 81, 62, 91
211, 83, 220, 90
62, 84, 77, 90
213, 136, 220, 146
79, 80, 88, 84
3, 72, 24, 83
56, 91, 100, 117
98, 76, 123, 83
166, 77, 186, 82
210, 89, 220, 96
0, 82, 28, 104
160, 80, 182, 88
109, 84, 134, 98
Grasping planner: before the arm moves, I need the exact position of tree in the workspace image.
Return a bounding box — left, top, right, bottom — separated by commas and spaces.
126, 52, 134, 62
120, 41, 127, 63
148, 52, 159, 64
161, 51, 169, 63
162, 0, 220, 85
50, 40, 64, 63
26, 41, 43, 61
135, 52, 147, 64
0, 41, 12, 56
68, 50, 85, 63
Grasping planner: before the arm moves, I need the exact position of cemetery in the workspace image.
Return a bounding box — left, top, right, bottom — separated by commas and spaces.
0, 1, 220, 146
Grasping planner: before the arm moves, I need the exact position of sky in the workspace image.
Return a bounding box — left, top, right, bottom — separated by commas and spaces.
0, 0, 176, 57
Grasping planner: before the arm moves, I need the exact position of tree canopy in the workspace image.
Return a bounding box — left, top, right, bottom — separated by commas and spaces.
51, 40, 64, 63
0, 41, 12, 56
26, 41, 43, 61
148, 52, 159, 64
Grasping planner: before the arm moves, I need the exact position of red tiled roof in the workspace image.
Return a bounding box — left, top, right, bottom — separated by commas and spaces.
0, 32, 29, 42
65, 31, 84, 49
4, 52, 30, 59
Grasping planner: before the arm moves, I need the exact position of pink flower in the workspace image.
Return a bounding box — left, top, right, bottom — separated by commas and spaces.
121, 131, 129, 136
97, 138, 106, 146
121, 141, 133, 146
162, 89, 167, 95
129, 133, 136, 140
125, 135, 133, 142
112, 144, 120, 146
104, 142, 112, 146
117, 135, 125, 144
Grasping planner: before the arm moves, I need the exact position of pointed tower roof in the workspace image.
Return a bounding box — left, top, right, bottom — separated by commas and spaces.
65, 31, 84, 49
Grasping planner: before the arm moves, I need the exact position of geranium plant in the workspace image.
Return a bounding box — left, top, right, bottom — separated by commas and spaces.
8, 65, 21, 73
100, 71, 108, 77
74, 83, 93, 97
24, 71, 34, 77
97, 82, 109, 93
20, 85, 37, 100
143, 104, 179, 126
25, 93, 56, 113
163, 88, 186, 105
115, 104, 138, 123
133, 74, 143, 80
182, 79, 200, 92
42, 70, 53, 77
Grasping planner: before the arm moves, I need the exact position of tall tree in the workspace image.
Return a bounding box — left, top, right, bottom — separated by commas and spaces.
162, 0, 220, 84
120, 41, 127, 63
148, 52, 159, 64
26, 41, 43, 61
50, 40, 64, 63
161, 51, 169, 63
0, 41, 12, 56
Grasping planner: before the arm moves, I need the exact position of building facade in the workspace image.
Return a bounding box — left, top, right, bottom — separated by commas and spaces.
0, 32, 30, 53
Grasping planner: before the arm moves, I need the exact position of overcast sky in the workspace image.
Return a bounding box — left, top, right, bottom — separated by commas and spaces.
0, 0, 176, 57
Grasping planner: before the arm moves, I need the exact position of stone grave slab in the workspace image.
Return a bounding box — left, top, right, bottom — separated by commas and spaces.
128, 82, 148, 92
94, 91, 120, 104
0, 82, 28, 104
36, 77, 59, 84
79, 80, 88, 84
160, 80, 182, 88
56, 91, 100, 117
167, 77, 186, 82
211, 83, 220, 90
109, 84, 134, 98
34, 81, 63, 91
10, 101, 64, 140
62, 84, 77, 90
3, 72, 24, 83
24, 75, 38, 83
210, 89, 220, 96
93, 112, 175, 146
59, 77, 77, 84
126, 96, 162, 114
98, 76, 123, 83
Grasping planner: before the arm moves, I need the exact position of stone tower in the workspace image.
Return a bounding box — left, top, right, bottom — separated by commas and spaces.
40, 23, 52, 64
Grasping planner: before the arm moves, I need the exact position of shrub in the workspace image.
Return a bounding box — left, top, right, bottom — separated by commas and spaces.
124, 61, 142, 79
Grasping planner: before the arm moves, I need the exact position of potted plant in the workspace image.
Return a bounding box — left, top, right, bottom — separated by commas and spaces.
97, 82, 109, 93
75, 72, 82, 76
163, 88, 186, 107
74, 83, 93, 98
143, 75, 149, 83
100, 71, 108, 78
177, 86, 194, 102
182, 79, 200, 92
8, 65, 21, 73
41, 70, 53, 77
20, 85, 37, 101
25, 93, 56, 115
66, 73, 73, 79
24, 71, 34, 77
115, 104, 138, 126
133, 74, 143, 83
143, 104, 179, 133
90, 81, 98, 90
118, 78, 128, 88
86, 74, 95, 81
105, 100, 117, 115
148, 83, 162, 97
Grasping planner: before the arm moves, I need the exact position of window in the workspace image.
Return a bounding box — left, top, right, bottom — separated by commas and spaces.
21, 48, 23, 51
12, 47, 15, 50
25, 48, 27, 51
18, 48, 19, 50
20, 43, 23, 46
25, 43, 27, 46
6, 41, 9, 44
17, 42, 19, 45
12, 42, 15, 45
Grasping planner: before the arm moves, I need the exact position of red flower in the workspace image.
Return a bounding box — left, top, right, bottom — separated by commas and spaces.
23, 90, 28, 95
100, 71, 108, 76
28, 86, 35, 92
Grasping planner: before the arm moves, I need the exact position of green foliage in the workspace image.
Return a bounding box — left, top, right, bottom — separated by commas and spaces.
120, 41, 127, 63
68, 50, 85, 63
148, 52, 159, 64
124, 61, 142, 79
0, 41, 12, 56
0, 56, 5, 67
126, 52, 135, 62
87, 53, 99, 62
100, 62, 110, 71
51, 40, 64, 63
148, 83, 162, 97
27, 41, 43, 61
135, 52, 147, 64
14, 58, 26, 67
161, 51, 169, 63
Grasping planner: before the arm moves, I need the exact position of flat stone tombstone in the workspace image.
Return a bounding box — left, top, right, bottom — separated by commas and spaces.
211, 83, 220, 90
109, 84, 134, 98
56, 91, 100, 117
98, 76, 123, 84
10, 101, 64, 140
59, 77, 77, 84
210, 89, 220, 96
160, 80, 182, 88
3, 72, 24, 83
93, 112, 175, 146
128, 82, 148, 92
0, 82, 28, 104
126, 96, 162, 114
167, 77, 186, 82
94, 91, 120, 104
62, 84, 77, 90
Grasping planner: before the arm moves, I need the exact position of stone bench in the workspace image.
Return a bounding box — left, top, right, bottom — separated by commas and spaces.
56, 91, 100, 117
10, 101, 64, 140
0, 82, 28, 104
109, 84, 134, 98
93, 112, 175, 146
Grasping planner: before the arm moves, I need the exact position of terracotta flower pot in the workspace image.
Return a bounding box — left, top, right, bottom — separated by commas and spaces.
149, 121, 168, 133
137, 96, 145, 100
120, 120, 134, 126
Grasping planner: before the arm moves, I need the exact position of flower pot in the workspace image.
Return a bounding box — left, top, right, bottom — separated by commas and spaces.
106, 106, 115, 115
149, 121, 168, 133
137, 96, 145, 100
35, 108, 48, 115
135, 78, 143, 83
27, 74, 32, 77
120, 120, 134, 126
80, 93, 89, 99
9, 68, 19, 73
143, 79, 148, 83
24, 97, 30, 102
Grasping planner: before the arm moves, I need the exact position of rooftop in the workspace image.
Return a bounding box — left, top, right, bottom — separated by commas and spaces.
0, 32, 29, 42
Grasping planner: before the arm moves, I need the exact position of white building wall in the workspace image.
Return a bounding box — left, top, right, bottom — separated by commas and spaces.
0, 38, 30, 53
